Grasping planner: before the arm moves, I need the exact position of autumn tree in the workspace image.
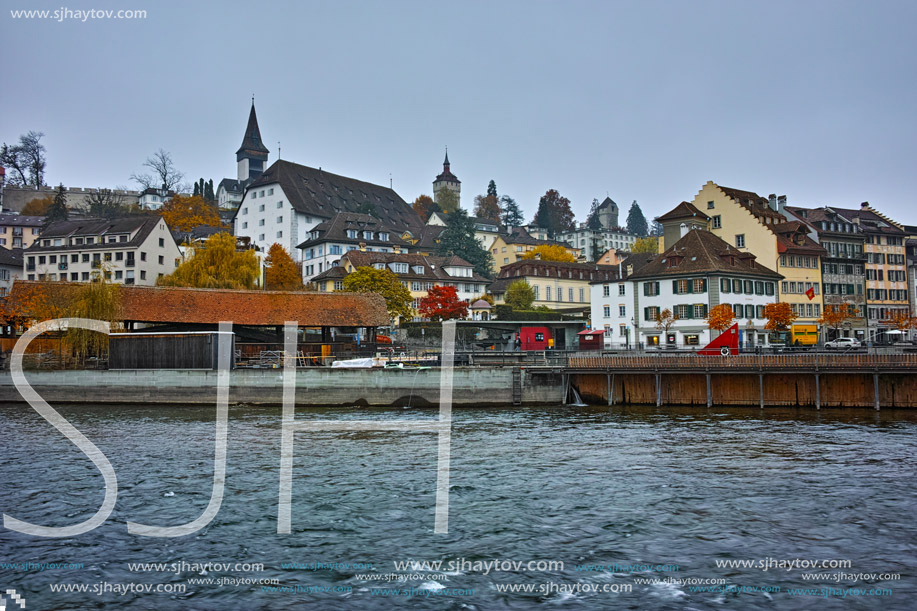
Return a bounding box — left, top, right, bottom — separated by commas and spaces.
882, 311, 917, 332
818, 303, 858, 338
419, 285, 468, 321
473, 194, 501, 222
763, 302, 797, 333
1, 130, 47, 187
44, 184, 69, 226
533, 189, 575, 238
21, 196, 54, 216
520, 244, 576, 262
435, 207, 494, 278
626, 200, 649, 237
504, 279, 535, 310
341, 266, 414, 322
500, 195, 524, 227
655, 308, 679, 334
264, 243, 304, 291
162, 194, 223, 232
630, 236, 658, 253
706, 304, 736, 333
159, 232, 259, 289
435, 187, 460, 214
131, 148, 186, 191
67, 274, 123, 362
412, 194, 439, 223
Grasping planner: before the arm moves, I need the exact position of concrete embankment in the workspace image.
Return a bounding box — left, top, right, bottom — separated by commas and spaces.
0, 367, 564, 407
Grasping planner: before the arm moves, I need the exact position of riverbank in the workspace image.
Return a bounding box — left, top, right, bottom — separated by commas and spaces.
0, 367, 564, 407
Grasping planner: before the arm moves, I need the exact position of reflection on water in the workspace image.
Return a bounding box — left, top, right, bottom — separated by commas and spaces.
1, 403, 915, 610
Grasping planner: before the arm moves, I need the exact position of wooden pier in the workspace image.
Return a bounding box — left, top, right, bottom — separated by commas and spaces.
564, 353, 917, 409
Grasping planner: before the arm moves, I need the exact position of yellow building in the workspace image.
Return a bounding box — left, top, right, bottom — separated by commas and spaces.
488, 259, 617, 311
489, 227, 580, 274
691, 182, 824, 326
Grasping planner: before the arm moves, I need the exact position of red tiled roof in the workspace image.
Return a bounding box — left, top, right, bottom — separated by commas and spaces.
4, 282, 389, 327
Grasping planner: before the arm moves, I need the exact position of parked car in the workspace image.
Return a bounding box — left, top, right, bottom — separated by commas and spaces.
824, 337, 862, 349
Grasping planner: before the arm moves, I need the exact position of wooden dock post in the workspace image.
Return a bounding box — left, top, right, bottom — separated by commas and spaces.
607, 373, 611, 406
706, 373, 712, 408
874, 373, 880, 411
759, 373, 764, 409
655, 373, 662, 407
815, 373, 820, 410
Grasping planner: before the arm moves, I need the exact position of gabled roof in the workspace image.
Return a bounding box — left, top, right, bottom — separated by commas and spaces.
597, 196, 618, 210
4, 281, 389, 327
656, 201, 710, 222
239, 160, 423, 231
342, 251, 489, 283
0, 213, 44, 227
236, 103, 270, 157
217, 178, 243, 194
25, 216, 167, 253
488, 260, 619, 294
296, 212, 410, 250
827, 205, 905, 235
0, 247, 24, 267
716, 185, 784, 222
771, 221, 827, 256
500, 227, 562, 247
629, 228, 781, 280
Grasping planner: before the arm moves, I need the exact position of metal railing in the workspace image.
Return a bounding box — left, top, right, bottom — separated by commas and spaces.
567, 352, 917, 371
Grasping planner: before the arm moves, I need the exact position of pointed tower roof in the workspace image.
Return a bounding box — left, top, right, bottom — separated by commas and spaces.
236, 102, 270, 157
435, 147, 460, 184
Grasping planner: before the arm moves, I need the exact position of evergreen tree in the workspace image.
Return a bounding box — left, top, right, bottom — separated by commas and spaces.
500, 195, 524, 227
650, 220, 664, 237
487, 180, 498, 199
44, 183, 69, 226
586, 198, 602, 230
193, 181, 200, 197
205, 179, 215, 202
435, 207, 494, 278
626, 200, 649, 237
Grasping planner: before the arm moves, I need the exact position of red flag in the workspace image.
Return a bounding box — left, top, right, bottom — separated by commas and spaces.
805, 286, 815, 300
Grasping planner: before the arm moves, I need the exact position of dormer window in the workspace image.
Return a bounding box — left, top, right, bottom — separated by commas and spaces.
363, 231, 373, 240
347, 230, 358, 239
379, 232, 389, 242
412, 265, 424, 274
392, 262, 408, 274
373, 263, 385, 270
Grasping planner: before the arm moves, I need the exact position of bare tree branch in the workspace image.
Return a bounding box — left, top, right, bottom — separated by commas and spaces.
131, 148, 185, 191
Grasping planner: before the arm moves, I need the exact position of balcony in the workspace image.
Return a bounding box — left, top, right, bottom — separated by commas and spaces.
58, 263, 68, 271
26, 263, 35, 272
125, 259, 136, 267
91, 260, 102, 269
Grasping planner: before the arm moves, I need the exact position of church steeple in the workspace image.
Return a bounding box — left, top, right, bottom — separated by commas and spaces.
433, 146, 461, 208
237, 101, 269, 183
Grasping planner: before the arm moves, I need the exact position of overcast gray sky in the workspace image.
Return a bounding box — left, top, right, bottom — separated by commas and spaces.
2, 0, 915, 224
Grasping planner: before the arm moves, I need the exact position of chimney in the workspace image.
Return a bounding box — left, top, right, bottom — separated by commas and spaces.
534, 253, 542, 260
768, 193, 777, 211
680, 222, 688, 237
860, 201, 870, 209
393, 245, 401, 254
359, 242, 366, 252
777, 195, 787, 214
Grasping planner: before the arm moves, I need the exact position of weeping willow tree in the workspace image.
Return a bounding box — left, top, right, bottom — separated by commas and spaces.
159, 232, 260, 289
66, 272, 123, 363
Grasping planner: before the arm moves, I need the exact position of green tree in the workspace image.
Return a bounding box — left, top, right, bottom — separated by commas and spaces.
500, 195, 524, 227
487, 180, 498, 199
341, 266, 414, 322
264, 243, 304, 290
533, 189, 575, 238
626, 200, 649, 237
159, 232, 259, 289
435, 207, 494, 278
44, 184, 69, 226
193, 180, 201, 197
205, 179, 215, 202
504, 279, 535, 310
436, 188, 460, 214
586, 198, 602, 230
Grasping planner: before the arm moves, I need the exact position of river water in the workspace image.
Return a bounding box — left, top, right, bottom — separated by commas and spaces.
0, 403, 915, 610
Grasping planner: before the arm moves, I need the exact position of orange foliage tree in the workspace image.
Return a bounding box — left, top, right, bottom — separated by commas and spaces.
412, 194, 439, 223
706, 304, 736, 333
20, 196, 54, 216
520, 244, 576, 262
882, 310, 917, 331
162, 194, 224, 232
818, 303, 858, 336
473, 194, 501, 222
264, 243, 303, 291
763, 302, 797, 332
655, 308, 678, 333
418, 285, 468, 322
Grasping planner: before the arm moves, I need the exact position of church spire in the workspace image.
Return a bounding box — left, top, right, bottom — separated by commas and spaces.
236, 101, 269, 183
443, 146, 450, 168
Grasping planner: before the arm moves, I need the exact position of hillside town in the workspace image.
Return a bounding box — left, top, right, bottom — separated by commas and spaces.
1, 104, 916, 353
